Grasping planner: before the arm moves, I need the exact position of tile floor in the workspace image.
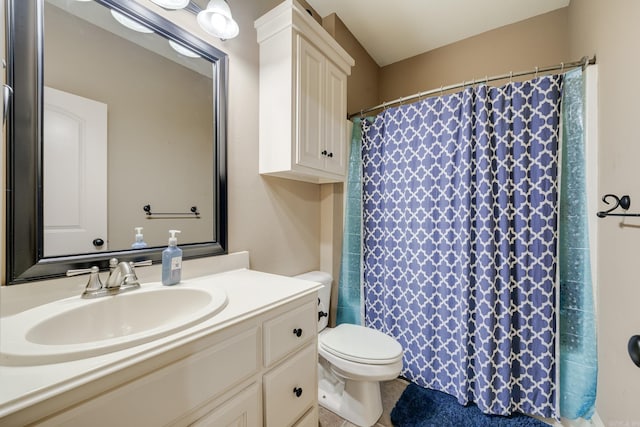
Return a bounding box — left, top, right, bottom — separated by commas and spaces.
318, 378, 410, 427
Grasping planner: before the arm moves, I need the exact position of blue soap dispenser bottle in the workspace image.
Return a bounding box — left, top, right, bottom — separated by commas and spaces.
162, 230, 182, 286
131, 227, 148, 249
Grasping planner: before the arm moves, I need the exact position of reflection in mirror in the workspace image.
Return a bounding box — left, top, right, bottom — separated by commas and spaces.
6, 0, 228, 283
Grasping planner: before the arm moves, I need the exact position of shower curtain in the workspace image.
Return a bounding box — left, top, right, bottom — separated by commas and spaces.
558, 68, 597, 419
361, 75, 562, 418
337, 117, 365, 325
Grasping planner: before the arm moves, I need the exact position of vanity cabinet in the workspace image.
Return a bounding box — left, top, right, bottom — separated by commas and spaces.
255, 0, 355, 184
13, 292, 318, 427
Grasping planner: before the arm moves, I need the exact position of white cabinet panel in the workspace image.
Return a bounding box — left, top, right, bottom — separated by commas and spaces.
297, 36, 325, 171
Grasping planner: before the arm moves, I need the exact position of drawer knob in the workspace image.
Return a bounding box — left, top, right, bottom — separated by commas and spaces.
327, 152, 333, 158
292, 328, 303, 337
293, 387, 303, 398
321, 150, 328, 156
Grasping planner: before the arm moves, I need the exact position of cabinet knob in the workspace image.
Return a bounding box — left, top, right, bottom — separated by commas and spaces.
327, 152, 333, 158
321, 150, 328, 156
293, 387, 303, 398
292, 328, 303, 337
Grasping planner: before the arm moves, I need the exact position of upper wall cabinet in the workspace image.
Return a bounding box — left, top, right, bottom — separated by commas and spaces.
255, 0, 355, 184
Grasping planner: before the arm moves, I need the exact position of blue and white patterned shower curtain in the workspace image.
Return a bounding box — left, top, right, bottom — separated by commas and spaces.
362, 75, 563, 419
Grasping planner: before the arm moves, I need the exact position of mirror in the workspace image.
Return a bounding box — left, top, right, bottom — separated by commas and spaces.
6, 0, 228, 284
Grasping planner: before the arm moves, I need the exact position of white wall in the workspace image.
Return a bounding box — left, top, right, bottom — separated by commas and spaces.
568, 0, 640, 425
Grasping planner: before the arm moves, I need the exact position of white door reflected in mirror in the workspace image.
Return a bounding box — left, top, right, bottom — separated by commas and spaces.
43, 86, 108, 256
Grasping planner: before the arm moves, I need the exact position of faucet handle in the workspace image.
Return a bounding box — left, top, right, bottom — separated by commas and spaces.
83, 266, 104, 292
67, 266, 99, 276
67, 266, 104, 294
131, 259, 152, 268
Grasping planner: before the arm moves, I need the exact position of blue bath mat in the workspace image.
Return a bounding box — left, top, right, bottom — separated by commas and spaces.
390, 383, 550, 427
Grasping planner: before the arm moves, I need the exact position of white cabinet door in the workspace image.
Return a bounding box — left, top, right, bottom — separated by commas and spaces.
323, 60, 347, 175
263, 343, 317, 427
296, 36, 324, 171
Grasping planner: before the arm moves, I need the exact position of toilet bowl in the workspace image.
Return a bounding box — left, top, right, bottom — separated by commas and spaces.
294, 272, 403, 427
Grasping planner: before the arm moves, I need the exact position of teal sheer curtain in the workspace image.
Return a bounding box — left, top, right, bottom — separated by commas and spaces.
336, 118, 366, 325
559, 68, 598, 419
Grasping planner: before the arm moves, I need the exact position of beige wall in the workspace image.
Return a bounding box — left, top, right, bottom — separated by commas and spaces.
322, 13, 380, 116
144, 0, 324, 276
568, 0, 640, 424
379, 8, 570, 104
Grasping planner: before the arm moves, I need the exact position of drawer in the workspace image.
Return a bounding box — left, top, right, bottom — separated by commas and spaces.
263, 343, 317, 427
263, 300, 317, 367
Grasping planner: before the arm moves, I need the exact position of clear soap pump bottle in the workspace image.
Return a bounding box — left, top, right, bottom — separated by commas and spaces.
162, 230, 182, 286
131, 227, 148, 249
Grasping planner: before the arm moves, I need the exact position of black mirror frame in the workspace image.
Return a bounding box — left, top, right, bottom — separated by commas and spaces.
5, 0, 228, 284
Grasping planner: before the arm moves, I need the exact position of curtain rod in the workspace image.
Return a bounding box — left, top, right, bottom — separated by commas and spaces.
348, 55, 596, 119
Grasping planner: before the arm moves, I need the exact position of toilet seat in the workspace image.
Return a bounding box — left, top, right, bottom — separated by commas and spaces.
319, 324, 403, 365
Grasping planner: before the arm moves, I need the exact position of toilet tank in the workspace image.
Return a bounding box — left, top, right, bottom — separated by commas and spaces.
294, 271, 332, 331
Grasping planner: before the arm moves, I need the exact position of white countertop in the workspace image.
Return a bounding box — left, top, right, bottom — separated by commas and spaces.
0, 265, 321, 420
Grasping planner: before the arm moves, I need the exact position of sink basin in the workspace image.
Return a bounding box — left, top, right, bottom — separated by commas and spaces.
0, 285, 227, 365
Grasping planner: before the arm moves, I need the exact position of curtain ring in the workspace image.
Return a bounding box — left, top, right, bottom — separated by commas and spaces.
485, 75, 488, 85
560, 62, 565, 72
509, 71, 513, 83
535, 66, 539, 78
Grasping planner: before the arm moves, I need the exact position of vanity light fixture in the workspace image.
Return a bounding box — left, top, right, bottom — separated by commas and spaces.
197, 0, 239, 40
168, 40, 201, 58
150, 0, 190, 10
110, 10, 154, 33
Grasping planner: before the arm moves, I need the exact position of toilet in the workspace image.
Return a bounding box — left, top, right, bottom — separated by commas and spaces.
294, 271, 403, 427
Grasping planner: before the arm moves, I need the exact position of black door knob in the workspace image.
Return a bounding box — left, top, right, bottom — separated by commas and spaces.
629, 335, 640, 367
93, 238, 105, 247
293, 387, 303, 397
293, 328, 303, 337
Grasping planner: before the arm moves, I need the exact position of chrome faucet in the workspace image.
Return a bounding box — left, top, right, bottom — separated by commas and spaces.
67, 258, 151, 299
106, 258, 137, 289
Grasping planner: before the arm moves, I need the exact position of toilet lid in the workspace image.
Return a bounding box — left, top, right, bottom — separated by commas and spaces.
320, 324, 403, 365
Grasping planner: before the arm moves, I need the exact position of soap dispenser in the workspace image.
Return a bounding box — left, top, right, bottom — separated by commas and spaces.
162, 230, 182, 286
131, 227, 148, 249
